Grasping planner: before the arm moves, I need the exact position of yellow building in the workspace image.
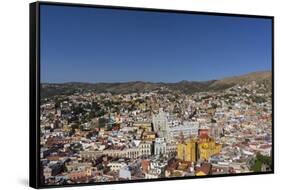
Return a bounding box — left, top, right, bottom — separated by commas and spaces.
177, 139, 197, 162
177, 136, 221, 161
196, 171, 207, 176
142, 131, 156, 141
198, 137, 222, 160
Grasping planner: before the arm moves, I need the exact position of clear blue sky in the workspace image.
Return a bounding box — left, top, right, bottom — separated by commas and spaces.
40, 4, 272, 83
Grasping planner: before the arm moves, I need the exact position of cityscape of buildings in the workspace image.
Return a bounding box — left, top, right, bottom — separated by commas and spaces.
38, 4, 273, 186
40, 74, 272, 185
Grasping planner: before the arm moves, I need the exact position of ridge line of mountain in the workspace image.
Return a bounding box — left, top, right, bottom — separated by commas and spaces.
41, 70, 272, 98
42, 70, 271, 85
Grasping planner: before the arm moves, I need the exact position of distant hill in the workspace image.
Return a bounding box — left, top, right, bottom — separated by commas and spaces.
41, 71, 272, 99
210, 71, 271, 89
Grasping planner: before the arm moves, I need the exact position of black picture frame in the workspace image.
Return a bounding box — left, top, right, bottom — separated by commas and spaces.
30, 1, 274, 189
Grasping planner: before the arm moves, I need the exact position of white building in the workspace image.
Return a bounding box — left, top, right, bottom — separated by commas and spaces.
152, 108, 169, 139
119, 166, 131, 179
108, 162, 127, 172
154, 137, 166, 155
168, 121, 199, 139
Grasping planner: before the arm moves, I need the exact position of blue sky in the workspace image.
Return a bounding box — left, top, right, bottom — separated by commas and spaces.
40, 5, 272, 83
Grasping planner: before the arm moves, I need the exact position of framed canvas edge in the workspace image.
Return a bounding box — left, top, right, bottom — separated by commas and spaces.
30, 1, 41, 189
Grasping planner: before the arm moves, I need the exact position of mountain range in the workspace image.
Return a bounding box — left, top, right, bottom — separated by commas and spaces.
41, 71, 272, 98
